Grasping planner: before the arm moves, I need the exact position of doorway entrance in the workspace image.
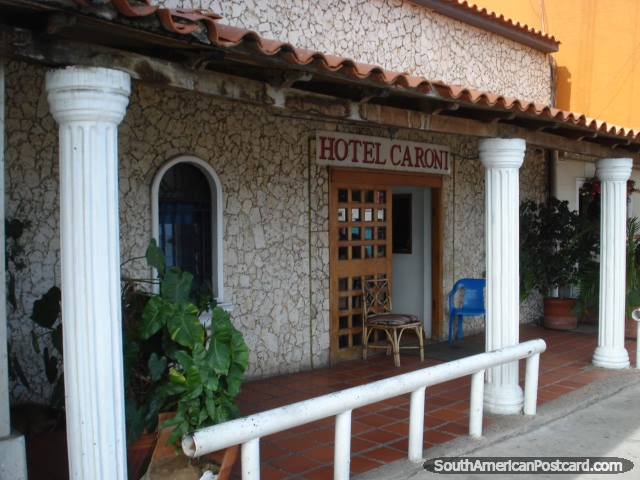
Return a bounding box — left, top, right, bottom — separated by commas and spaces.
329, 168, 443, 363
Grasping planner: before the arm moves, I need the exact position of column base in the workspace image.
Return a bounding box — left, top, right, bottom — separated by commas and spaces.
483, 382, 524, 415
0, 433, 28, 480
592, 345, 630, 369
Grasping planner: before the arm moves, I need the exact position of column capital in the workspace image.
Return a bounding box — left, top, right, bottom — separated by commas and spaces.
478, 138, 526, 169
46, 66, 130, 125
596, 158, 633, 182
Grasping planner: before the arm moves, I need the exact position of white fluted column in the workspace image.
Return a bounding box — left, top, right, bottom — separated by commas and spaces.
46, 67, 130, 479
593, 158, 632, 369
479, 138, 525, 414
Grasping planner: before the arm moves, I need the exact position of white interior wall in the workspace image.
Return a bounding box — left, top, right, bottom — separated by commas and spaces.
391, 186, 432, 337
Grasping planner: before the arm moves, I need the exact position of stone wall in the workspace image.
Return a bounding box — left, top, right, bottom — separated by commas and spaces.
156, 0, 552, 105
4, 60, 547, 404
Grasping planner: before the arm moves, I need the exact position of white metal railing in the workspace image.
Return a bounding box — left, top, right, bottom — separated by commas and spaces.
182, 339, 547, 479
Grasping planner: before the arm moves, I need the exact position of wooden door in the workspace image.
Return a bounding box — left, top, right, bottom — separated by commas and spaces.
329, 175, 393, 362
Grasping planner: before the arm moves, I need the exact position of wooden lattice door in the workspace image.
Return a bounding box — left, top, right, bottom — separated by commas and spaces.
329, 171, 393, 362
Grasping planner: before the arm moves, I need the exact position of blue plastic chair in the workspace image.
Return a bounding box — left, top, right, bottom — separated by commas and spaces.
448, 278, 486, 344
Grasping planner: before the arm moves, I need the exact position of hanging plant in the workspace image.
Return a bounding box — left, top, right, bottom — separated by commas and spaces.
581, 176, 639, 197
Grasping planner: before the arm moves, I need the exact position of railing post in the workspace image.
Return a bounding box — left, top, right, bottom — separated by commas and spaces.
469, 370, 485, 437
524, 353, 540, 415
408, 387, 426, 462
334, 410, 352, 480
242, 438, 261, 480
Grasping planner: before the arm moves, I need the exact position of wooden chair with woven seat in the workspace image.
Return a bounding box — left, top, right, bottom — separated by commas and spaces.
361, 277, 424, 367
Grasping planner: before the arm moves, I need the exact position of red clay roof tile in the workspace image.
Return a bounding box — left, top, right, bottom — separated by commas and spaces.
437, 0, 559, 45
72, 0, 640, 141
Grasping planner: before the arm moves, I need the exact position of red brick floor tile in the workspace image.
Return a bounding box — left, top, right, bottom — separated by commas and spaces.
303, 445, 335, 463
356, 413, 398, 428
427, 429, 458, 445
263, 430, 293, 442
381, 407, 411, 420
302, 465, 335, 480
430, 408, 468, 421
357, 428, 404, 445
381, 421, 409, 436
361, 446, 406, 463
304, 427, 335, 444
273, 436, 320, 453
425, 395, 455, 407
424, 415, 449, 428
351, 421, 374, 435
269, 455, 323, 476
349, 456, 385, 474
351, 436, 379, 453
448, 401, 470, 412
260, 442, 290, 461
387, 437, 409, 452
255, 464, 289, 480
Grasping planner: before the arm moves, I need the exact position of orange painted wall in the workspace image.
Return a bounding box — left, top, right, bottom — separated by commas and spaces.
475, 0, 640, 130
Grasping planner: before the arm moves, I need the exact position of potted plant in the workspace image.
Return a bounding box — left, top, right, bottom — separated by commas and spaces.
520, 197, 599, 329
123, 239, 248, 479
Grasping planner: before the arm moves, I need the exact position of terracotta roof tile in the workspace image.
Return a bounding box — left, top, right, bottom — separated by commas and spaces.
436, 0, 559, 45
72, 0, 640, 142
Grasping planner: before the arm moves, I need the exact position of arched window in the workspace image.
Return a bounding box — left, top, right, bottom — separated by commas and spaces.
151, 156, 226, 305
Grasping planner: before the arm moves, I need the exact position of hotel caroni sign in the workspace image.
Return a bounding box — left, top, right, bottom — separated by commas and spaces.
316, 130, 450, 175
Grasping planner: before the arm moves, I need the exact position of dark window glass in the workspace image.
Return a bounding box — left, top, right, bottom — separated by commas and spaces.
159, 163, 212, 291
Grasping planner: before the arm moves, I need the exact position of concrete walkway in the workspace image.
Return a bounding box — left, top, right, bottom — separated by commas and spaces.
354, 368, 640, 480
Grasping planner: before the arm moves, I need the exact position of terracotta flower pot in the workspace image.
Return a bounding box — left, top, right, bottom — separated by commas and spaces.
142, 413, 239, 480
543, 297, 578, 330
127, 430, 157, 480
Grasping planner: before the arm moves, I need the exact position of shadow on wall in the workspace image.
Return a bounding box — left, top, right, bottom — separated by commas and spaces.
555, 66, 572, 111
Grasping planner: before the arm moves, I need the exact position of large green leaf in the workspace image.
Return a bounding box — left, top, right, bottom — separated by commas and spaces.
165, 421, 189, 447
147, 353, 167, 382
174, 350, 194, 371
185, 365, 204, 399
166, 302, 204, 349
226, 363, 245, 397
230, 331, 249, 371
207, 334, 231, 375
158, 413, 183, 430
139, 297, 174, 339
145, 238, 166, 275
205, 396, 217, 422
204, 375, 219, 392
168, 368, 186, 385
158, 381, 187, 397
191, 343, 207, 367
161, 268, 192, 304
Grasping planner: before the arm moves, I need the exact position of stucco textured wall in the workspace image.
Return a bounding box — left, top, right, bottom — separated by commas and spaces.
156, 0, 552, 105
4, 58, 547, 403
